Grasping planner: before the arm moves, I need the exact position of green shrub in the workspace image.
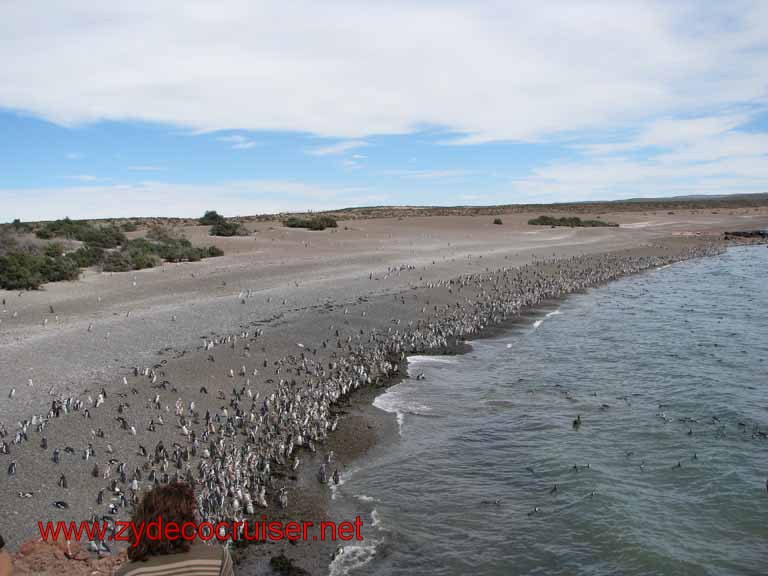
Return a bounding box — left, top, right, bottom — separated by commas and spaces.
120, 236, 223, 264
128, 252, 160, 270
0, 253, 46, 289
199, 210, 226, 225
210, 220, 248, 237
0, 227, 17, 256
146, 224, 183, 242
120, 221, 138, 232
283, 216, 338, 230
39, 255, 80, 283
11, 219, 33, 233
66, 245, 105, 267
528, 215, 618, 228
0, 252, 79, 290
44, 242, 66, 258
35, 218, 126, 247
102, 252, 133, 272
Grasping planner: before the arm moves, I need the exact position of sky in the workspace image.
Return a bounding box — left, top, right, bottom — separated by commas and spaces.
1, 0, 767, 221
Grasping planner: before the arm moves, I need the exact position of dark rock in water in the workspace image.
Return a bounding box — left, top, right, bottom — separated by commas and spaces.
270, 553, 310, 576
723, 230, 768, 239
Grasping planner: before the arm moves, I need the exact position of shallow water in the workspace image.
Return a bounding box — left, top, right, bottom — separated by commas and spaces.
331, 246, 768, 576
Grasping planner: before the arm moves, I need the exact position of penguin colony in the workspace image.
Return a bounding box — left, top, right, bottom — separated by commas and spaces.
1, 244, 725, 550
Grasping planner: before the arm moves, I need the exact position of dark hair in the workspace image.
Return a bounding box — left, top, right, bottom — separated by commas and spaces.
127, 482, 196, 561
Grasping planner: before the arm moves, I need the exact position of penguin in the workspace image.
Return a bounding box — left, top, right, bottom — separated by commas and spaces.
8, 461, 17, 476
572, 415, 581, 430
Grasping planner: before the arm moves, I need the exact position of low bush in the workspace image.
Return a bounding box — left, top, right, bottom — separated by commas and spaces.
210, 220, 248, 237
44, 242, 66, 258
283, 216, 338, 231
199, 210, 226, 225
528, 215, 618, 228
3, 219, 224, 288
35, 218, 126, 248
493, 218, 503, 225
0, 251, 79, 290
120, 236, 223, 268
66, 245, 105, 267
102, 252, 133, 272
11, 219, 33, 234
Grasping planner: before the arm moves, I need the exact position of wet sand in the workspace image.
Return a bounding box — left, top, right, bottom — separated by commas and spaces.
1, 208, 767, 575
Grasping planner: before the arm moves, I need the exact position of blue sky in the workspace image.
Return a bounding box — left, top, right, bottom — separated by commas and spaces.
1, 1, 767, 221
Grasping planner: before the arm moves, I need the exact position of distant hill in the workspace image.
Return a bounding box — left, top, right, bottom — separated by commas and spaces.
6, 193, 767, 226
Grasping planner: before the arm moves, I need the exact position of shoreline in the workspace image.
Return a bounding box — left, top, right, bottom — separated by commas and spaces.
2, 235, 765, 576
232, 237, 750, 575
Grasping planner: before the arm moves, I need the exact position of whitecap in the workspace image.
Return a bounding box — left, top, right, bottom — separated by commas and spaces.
329, 539, 380, 576
545, 309, 561, 318
373, 387, 431, 436
329, 467, 355, 501
532, 319, 543, 329
408, 355, 458, 366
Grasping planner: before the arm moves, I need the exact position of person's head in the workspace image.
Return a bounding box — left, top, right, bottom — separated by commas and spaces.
127, 482, 196, 561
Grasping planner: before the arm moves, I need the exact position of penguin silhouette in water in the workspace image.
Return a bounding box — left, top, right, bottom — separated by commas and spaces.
573, 415, 582, 430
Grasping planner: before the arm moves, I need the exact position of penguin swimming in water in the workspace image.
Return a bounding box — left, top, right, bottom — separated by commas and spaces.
573, 415, 582, 430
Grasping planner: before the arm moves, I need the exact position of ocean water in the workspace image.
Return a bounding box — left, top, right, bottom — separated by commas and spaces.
330, 246, 768, 576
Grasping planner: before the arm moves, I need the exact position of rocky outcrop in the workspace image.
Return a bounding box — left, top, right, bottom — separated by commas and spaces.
12, 539, 127, 576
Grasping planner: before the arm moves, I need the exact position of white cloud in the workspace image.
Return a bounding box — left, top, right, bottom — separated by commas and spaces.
0, 180, 371, 221
65, 152, 81, 160
215, 134, 258, 149
3, 1, 765, 142
511, 111, 768, 203
128, 165, 165, 171
308, 140, 368, 156
67, 174, 102, 182
383, 169, 476, 180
